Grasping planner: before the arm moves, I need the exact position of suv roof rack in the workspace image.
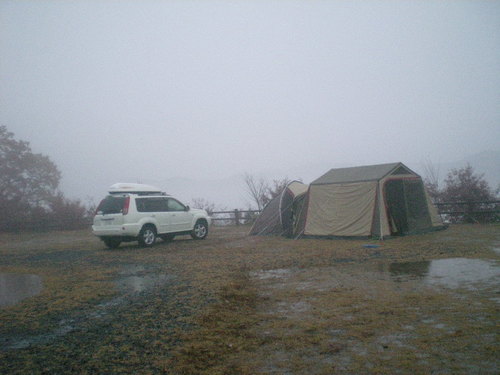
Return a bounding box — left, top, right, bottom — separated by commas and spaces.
109, 191, 169, 196
108, 183, 167, 195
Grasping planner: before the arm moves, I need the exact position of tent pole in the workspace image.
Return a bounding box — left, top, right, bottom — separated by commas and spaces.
379, 182, 384, 240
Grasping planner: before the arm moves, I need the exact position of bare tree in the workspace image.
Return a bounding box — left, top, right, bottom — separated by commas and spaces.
191, 197, 217, 215
243, 173, 268, 210
262, 177, 291, 207
421, 159, 441, 202
243, 174, 293, 210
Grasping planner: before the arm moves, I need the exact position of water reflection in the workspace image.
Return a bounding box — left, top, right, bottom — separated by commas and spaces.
492, 245, 500, 255
390, 258, 499, 291
390, 261, 430, 281
0, 273, 43, 308
117, 274, 171, 293
426, 258, 499, 290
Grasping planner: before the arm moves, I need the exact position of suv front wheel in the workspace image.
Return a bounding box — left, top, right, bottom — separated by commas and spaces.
138, 225, 157, 247
191, 220, 208, 240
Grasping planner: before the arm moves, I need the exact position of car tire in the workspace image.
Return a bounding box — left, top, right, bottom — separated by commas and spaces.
160, 234, 175, 242
138, 225, 157, 247
103, 237, 121, 249
191, 220, 208, 240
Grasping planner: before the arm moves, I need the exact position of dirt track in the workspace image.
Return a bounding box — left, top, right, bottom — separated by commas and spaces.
0, 224, 499, 374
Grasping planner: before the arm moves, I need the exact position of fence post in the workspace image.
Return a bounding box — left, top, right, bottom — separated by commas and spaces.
466, 201, 474, 223
234, 209, 240, 226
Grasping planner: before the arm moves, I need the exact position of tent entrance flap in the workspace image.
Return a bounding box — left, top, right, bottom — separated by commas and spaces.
384, 179, 432, 235
384, 180, 409, 235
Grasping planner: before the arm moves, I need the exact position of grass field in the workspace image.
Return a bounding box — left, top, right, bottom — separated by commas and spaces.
0, 224, 499, 374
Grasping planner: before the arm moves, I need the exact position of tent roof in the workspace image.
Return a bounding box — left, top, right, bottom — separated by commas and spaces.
286, 181, 309, 197
311, 162, 417, 185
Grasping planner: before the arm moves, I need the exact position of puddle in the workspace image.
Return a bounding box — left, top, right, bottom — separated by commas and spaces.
119, 265, 146, 275
116, 263, 174, 293
255, 260, 499, 295
390, 261, 430, 280
492, 244, 500, 255
426, 258, 499, 290
250, 268, 292, 280
390, 258, 500, 291
117, 274, 172, 293
275, 301, 311, 315
0, 273, 43, 308
116, 264, 173, 293
3, 268, 176, 350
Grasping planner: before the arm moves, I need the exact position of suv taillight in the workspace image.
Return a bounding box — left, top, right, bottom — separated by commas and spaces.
122, 196, 130, 215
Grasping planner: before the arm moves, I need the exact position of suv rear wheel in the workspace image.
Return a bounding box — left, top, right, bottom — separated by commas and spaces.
138, 225, 157, 247
191, 220, 208, 240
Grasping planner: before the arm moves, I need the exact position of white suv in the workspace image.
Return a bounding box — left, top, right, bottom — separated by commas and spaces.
92, 183, 211, 249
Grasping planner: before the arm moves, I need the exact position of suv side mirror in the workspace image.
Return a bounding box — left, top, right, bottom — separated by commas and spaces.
185, 205, 190, 211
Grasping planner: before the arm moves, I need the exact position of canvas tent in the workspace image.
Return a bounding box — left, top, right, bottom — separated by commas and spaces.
249, 181, 308, 236
251, 163, 444, 239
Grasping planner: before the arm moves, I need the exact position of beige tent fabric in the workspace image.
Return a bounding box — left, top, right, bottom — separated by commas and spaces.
287, 181, 309, 197
376, 181, 391, 237
305, 181, 378, 236
425, 189, 443, 227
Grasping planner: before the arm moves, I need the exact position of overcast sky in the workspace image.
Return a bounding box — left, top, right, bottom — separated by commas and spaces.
1, 1, 499, 205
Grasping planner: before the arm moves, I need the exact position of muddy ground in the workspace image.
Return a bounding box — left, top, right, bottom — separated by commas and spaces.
0, 224, 499, 374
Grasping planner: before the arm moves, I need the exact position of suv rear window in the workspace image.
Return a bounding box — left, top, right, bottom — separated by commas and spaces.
97, 196, 127, 214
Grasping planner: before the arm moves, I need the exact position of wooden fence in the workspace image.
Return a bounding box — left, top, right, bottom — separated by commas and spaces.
434, 200, 500, 223
210, 209, 261, 226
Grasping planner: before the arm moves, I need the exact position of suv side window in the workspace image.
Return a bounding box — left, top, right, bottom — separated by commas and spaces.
167, 198, 186, 212
136, 198, 168, 212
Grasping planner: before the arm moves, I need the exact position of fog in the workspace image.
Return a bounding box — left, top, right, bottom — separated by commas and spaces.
1, 1, 499, 208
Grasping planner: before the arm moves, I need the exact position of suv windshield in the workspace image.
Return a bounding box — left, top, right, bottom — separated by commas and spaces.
97, 195, 126, 214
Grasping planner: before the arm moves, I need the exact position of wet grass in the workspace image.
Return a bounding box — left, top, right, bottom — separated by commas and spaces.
0, 224, 499, 374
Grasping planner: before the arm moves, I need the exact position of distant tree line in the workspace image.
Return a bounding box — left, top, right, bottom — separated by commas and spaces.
2, 124, 497, 231
0, 126, 94, 232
